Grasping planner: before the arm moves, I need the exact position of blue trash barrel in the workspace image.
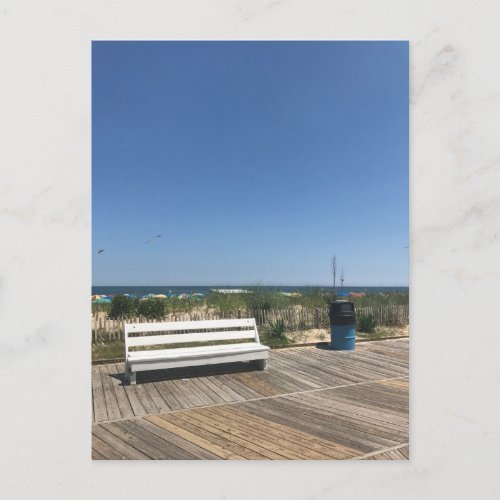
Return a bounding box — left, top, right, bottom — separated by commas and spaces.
329, 300, 356, 350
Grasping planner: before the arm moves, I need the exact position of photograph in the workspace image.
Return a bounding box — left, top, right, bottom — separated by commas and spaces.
91, 41, 409, 460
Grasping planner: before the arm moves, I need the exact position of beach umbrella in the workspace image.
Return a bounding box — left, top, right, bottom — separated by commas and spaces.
153, 294, 167, 299
95, 297, 111, 303
166, 293, 176, 298
178, 293, 190, 299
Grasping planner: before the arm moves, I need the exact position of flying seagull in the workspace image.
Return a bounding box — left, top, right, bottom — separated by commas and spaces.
145, 234, 162, 244
97, 249, 104, 255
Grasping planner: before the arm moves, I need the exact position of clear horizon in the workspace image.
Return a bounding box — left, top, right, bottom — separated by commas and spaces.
92, 282, 409, 288
93, 42, 408, 287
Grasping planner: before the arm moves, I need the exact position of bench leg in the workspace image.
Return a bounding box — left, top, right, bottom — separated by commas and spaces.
254, 359, 267, 370
128, 370, 136, 385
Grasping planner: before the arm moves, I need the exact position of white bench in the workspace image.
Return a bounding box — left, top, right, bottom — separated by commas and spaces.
124, 318, 270, 385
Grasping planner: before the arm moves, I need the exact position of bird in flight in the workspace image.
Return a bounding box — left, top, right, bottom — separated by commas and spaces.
97, 249, 104, 255
145, 234, 162, 244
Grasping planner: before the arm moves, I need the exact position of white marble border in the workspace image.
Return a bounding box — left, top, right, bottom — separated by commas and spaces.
1, 1, 500, 499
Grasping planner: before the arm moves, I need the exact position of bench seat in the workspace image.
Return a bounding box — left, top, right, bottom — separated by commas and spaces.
128, 342, 269, 362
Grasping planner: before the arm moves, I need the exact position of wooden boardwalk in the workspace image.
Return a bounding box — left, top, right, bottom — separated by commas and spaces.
92, 338, 409, 460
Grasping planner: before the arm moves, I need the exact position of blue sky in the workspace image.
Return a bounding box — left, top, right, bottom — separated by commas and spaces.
92, 41, 408, 286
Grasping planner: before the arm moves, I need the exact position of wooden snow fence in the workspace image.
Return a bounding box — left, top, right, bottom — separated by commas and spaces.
91, 304, 409, 344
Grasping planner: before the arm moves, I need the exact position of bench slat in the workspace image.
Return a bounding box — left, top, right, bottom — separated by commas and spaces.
128, 342, 268, 359
125, 318, 255, 334
127, 330, 256, 347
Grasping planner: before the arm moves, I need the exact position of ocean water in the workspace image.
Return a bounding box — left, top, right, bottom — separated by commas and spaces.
92, 285, 409, 297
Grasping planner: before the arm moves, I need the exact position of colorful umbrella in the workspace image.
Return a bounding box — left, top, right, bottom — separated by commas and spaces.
95, 297, 111, 303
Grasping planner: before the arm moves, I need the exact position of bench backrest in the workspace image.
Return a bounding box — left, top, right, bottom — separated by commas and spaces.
124, 318, 260, 358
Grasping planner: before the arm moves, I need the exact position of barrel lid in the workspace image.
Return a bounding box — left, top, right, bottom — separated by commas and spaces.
330, 300, 355, 314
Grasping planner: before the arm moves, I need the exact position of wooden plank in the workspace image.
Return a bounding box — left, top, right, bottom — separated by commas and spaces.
298, 391, 408, 431
125, 318, 255, 334
132, 418, 209, 459
159, 380, 194, 409
267, 358, 325, 390
284, 393, 408, 442
127, 330, 255, 347
92, 449, 105, 460
123, 384, 148, 417
254, 396, 402, 450
273, 350, 352, 385
154, 414, 247, 459
144, 383, 172, 413
231, 372, 279, 397
269, 396, 402, 448
200, 407, 332, 460
91, 365, 108, 422
362, 445, 409, 460
212, 373, 262, 400
145, 415, 221, 460
196, 376, 235, 403
133, 383, 159, 415
238, 399, 379, 454
116, 419, 195, 459
107, 364, 135, 419
99, 365, 121, 421
92, 434, 129, 460
154, 381, 183, 410
263, 369, 310, 393
170, 411, 269, 460
92, 425, 149, 460
214, 405, 359, 459
187, 377, 222, 405
173, 378, 212, 406
329, 385, 409, 414
205, 375, 247, 402
104, 421, 174, 459
189, 408, 290, 459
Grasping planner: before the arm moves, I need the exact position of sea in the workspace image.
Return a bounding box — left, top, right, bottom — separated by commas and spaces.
92, 285, 409, 297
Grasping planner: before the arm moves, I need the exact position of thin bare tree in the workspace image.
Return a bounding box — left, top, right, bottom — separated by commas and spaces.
332, 255, 337, 291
